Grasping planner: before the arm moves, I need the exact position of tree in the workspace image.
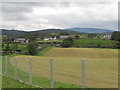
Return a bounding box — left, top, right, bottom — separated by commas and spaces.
11, 44, 18, 53
75, 35, 80, 39
51, 33, 56, 39
88, 34, 97, 38
2, 44, 4, 50
61, 37, 73, 47
56, 35, 60, 39
27, 42, 38, 55
111, 31, 120, 41
5, 43, 10, 53
111, 32, 120, 48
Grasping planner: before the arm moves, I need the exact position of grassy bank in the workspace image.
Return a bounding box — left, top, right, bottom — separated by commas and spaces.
36, 47, 53, 56
2, 76, 35, 88
9, 48, 118, 88
2, 55, 81, 88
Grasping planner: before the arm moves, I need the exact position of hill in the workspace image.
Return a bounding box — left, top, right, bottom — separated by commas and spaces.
64, 27, 116, 33
1, 28, 116, 36
1, 29, 80, 37
1, 29, 27, 36
37, 29, 80, 34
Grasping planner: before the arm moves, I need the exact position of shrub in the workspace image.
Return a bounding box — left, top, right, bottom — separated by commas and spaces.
27, 42, 38, 55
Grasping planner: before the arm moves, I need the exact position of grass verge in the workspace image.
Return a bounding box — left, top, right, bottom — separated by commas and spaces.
2, 76, 35, 88
2, 55, 81, 88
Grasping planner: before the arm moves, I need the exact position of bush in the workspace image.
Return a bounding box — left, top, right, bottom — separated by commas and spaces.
27, 42, 38, 55
61, 37, 73, 48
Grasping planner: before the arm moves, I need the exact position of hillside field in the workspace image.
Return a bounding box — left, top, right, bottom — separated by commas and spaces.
9, 48, 118, 88
73, 38, 113, 48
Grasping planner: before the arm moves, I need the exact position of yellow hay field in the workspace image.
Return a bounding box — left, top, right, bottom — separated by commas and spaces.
10, 48, 118, 88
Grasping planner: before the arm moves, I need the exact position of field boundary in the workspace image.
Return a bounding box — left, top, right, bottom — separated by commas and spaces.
1, 74, 42, 88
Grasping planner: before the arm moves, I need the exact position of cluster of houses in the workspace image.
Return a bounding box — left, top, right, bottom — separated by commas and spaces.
44, 35, 69, 40
14, 35, 69, 44
13, 34, 112, 44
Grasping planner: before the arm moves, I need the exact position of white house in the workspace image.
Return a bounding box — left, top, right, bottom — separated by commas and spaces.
14, 38, 29, 43
44, 38, 50, 40
44, 36, 57, 40
102, 34, 111, 40
53, 36, 57, 40
60, 35, 69, 39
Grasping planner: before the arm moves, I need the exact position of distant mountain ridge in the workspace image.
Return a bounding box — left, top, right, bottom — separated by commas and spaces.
64, 27, 116, 33
1, 28, 117, 37
1, 29, 80, 36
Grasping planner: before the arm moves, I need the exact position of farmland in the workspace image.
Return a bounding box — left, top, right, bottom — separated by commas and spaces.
9, 48, 118, 88
73, 38, 113, 48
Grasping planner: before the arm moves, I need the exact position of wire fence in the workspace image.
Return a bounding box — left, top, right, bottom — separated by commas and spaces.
2, 56, 118, 88
2, 56, 86, 88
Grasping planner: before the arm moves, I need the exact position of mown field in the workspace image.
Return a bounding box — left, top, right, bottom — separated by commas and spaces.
73, 38, 113, 48
9, 48, 118, 88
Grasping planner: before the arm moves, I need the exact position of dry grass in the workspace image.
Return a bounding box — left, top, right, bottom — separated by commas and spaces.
44, 48, 118, 58
10, 48, 118, 88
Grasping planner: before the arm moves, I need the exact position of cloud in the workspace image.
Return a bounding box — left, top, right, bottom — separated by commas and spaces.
1, 2, 118, 31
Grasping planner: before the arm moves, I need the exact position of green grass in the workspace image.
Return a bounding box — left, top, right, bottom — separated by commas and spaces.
36, 47, 53, 56
37, 39, 63, 43
2, 76, 35, 88
17, 44, 28, 52
73, 38, 113, 48
2, 55, 81, 88
80, 34, 88, 38
3, 44, 28, 53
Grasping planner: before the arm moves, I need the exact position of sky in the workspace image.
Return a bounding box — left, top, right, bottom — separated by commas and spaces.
0, 2, 118, 31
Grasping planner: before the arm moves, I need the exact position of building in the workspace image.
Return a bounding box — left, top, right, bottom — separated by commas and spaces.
102, 34, 111, 40
44, 38, 50, 40
60, 35, 69, 39
14, 38, 29, 44
44, 37, 57, 40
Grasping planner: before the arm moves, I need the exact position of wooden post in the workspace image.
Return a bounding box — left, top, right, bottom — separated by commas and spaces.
50, 57, 54, 88
15, 57, 18, 80
5, 56, 8, 76
29, 57, 32, 85
81, 58, 86, 89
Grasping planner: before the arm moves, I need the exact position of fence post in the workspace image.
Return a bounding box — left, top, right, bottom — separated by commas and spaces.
5, 56, 8, 76
81, 58, 86, 89
50, 57, 54, 88
15, 57, 18, 80
29, 57, 32, 85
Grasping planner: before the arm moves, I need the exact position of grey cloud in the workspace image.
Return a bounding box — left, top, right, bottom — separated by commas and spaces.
1, 2, 118, 31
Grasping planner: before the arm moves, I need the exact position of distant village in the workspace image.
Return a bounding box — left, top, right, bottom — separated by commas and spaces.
13, 34, 111, 44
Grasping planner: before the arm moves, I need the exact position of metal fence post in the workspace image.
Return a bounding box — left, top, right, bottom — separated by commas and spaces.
81, 58, 86, 89
50, 57, 54, 88
5, 56, 8, 76
15, 57, 18, 80
29, 57, 32, 85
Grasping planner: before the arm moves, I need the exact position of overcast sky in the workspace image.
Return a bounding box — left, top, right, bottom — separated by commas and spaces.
1, 2, 118, 31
